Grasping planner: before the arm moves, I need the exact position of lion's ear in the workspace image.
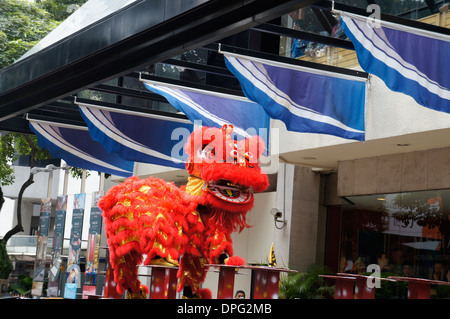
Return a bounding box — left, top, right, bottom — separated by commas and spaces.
242, 135, 265, 160
185, 127, 212, 156
184, 126, 223, 166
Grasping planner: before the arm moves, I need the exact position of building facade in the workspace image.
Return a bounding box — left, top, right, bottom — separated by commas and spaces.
1, 0, 449, 298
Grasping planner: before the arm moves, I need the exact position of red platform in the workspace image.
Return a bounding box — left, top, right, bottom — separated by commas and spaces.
321, 273, 450, 300
210, 264, 297, 299
335, 273, 396, 299
320, 275, 356, 299
388, 276, 450, 299
103, 264, 123, 299
146, 265, 179, 299
105, 263, 296, 299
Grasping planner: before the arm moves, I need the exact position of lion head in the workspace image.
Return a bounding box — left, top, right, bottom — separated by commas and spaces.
184, 125, 269, 215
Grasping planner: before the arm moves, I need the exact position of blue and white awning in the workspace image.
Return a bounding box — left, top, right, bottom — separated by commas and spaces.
222, 50, 367, 141
339, 11, 450, 113
29, 118, 134, 177
142, 79, 271, 153
77, 101, 193, 169
29, 82, 272, 175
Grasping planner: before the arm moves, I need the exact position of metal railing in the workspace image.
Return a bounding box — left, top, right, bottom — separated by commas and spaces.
4, 235, 53, 256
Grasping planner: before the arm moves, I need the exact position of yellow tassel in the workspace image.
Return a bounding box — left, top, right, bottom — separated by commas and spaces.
269, 242, 277, 267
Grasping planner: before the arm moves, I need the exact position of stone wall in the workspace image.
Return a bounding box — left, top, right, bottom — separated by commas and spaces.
273, 163, 327, 271
337, 147, 450, 197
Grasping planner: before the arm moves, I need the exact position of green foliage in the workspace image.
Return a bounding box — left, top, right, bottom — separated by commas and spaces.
0, 0, 89, 68
279, 265, 334, 299
69, 167, 90, 180
0, 0, 60, 69
0, 133, 51, 186
432, 285, 450, 299
36, 0, 87, 21
0, 241, 13, 279
0, 133, 16, 186
8, 274, 33, 295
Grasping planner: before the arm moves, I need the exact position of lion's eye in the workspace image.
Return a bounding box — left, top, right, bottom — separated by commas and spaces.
230, 150, 239, 159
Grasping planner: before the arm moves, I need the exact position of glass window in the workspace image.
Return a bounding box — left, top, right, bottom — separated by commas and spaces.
337, 190, 450, 288
279, 1, 447, 68
334, 0, 444, 17
280, 6, 332, 58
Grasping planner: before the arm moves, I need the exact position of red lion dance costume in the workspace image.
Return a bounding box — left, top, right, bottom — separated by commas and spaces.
99, 125, 269, 298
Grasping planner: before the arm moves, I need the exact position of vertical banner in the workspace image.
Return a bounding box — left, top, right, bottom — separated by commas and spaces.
31, 198, 51, 297
47, 195, 67, 297
83, 191, 103, 298
64, 193, 85, 299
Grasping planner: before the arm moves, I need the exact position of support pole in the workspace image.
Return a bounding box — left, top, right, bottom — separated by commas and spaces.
63, 168, 70, 196
217, 267, 236, 299
253, 269, 281, 299
80, 170, 86, 193
147, 265, 179, 299
320, 275, 355, 299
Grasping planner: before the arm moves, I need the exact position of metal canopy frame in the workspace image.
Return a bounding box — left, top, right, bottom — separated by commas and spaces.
0, 0, 319, 127
0, 0, 447, 135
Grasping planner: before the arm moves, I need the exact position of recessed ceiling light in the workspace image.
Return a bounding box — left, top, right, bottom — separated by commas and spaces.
396, 143, 411, 147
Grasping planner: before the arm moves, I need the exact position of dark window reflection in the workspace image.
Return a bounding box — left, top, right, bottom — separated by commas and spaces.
335, 190, 450, 291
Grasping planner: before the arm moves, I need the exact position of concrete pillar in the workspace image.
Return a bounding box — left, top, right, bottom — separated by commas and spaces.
273, 163, 326, 271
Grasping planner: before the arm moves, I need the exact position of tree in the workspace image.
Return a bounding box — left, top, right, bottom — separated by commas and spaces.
0, 0, 88, 280
0, 0, 60, 69
0, 0, 88, 69
36, 0, 87, 21
0, 133, 51, 186
0, 133, 50, 279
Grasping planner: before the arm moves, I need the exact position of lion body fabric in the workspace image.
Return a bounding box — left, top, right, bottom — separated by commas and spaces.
99, 125, 269, 297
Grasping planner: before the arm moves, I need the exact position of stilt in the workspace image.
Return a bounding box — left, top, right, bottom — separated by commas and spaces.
148, 265, 179, 299
320, 275, 355, 299
217, 266, 236, 299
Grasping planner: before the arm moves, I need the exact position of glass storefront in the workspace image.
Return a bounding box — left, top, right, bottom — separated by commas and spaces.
333, 190, 450, 282
325, 189, 450, 297
334, 0, 445, 19
280, 1, 447, 64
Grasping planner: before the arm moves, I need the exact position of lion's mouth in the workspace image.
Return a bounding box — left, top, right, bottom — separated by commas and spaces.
207, 180, 253, 204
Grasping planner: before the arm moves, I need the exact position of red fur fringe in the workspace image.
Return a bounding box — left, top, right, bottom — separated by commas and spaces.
176, 255, 209, 294
200, 162, 269, 193
197, 288, 212, 299
203, 206, 250, 234
141, 284, 149, 295
99, 126, 270, 294
225, 255, 246, 266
